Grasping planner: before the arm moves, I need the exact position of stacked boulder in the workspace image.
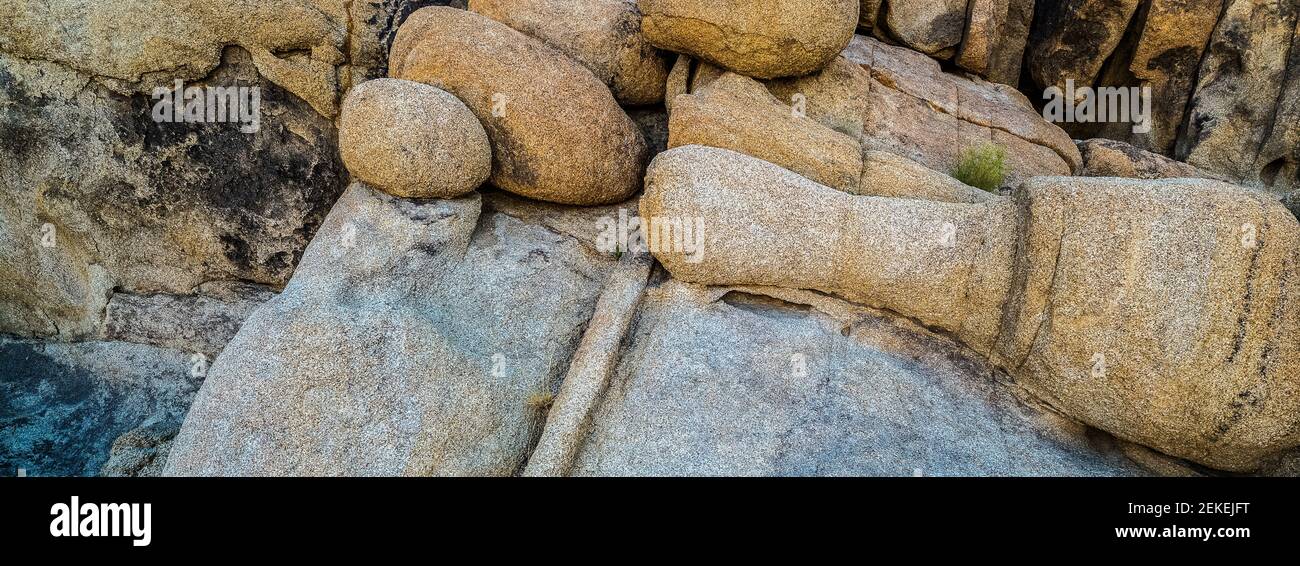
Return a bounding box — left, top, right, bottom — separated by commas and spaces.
164, 1, 1300, 475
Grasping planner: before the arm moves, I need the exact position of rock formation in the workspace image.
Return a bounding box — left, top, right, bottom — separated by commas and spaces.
338, 78, 491, 199
642, 145, 1300, 471
4, 1, 1298, 478
638, 0, 859, 79
390, 6, 648, 205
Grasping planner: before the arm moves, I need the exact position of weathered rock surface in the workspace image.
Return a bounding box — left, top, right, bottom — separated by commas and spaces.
0, 338, 200, 477
0, 48, 345, 339
638, 0, 859, 79
1178, 0, 1300, 195
563, 281, 1149, 476
859, 150, 996, 203
855, 0, 1030, 85
339, 78, 491, 199
100, 421, 181, 477
643, 145, 1300, 471
1026, 0, 1142, 94
391, 6, 648, 205
884, 0, 969, 57
469, 0, 670, 106
995, 176, 1300, 472
101, 281, 276, 357
1077, 138, 1224, 181
164, 183, 617, 476
762, 35, 1080, 188
1088, 0, 1224, 155
668, 72, 863, 192
1023, 0, 1300, 196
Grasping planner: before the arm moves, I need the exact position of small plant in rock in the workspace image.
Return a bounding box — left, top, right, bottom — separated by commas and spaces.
525, 391, 555, 411
952, 143, 1006, 192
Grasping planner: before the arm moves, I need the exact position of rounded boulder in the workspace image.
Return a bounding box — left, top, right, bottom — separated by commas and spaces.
339, 78, 491, 199
391, 7, 648, 205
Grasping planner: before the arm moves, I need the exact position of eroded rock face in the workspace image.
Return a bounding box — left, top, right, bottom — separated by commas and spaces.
1023, 0, 1300, 195
566, 282, 1149, 476
668, 72, 863, 192
1026, 0, 1142, 94
101, 282, 276, 357
0, 338, 199, 477
638, 0, 859, 79
858, 0, 1031, 85
0, 48, 345, 339
391, 6, 648, 205
1179, 0, 1300, 195
758, 35, 1080, 188
1088, 0, 1224, 155
469, 0, 670, 105
1077, 138, 1224, 181
339, 78, 491, 199
642, 145, 1300, 471
0, 0, 353, 117
163, 183, 616, 476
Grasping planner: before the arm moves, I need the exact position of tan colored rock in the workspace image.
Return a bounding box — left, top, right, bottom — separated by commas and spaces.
1091, 0, 1223, 155
339, 79, 490, 199
469, 0, 670, 106
0, 0, 353, 117
668, 72, 863, 192
643, 145, 1300, 471
954, 0, 1033, 85
994, 176, 1300, 472
765, 55, 873, 139
1179, 0, 1300, 195
859, 151, 997, 203
954, 0, 1004, 76
638, 0, 859, 79
1077, 139, 1223, 181
845, 35, 1080, 186
642, 145, 1016, 349
391, 6, 648, 205
689, 36, 1077, 187
884, 0, 969, 56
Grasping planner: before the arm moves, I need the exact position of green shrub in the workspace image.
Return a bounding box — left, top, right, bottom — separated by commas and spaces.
952, 143, 1006, 192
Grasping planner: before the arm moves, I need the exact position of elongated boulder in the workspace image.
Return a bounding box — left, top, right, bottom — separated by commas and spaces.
638, 0, 859, 79
668, 72, 863, 192
164, 183, 615, 475
390, 6, 647, 205
642, 145, 1016, 349
339, 79, 490, 199
469, 0, 670, 106
642, 145, 1300, 471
